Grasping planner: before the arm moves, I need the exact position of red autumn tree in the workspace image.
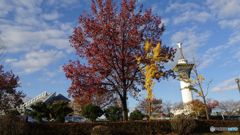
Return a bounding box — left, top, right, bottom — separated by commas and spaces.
0, 65, 25, 114
63, 0, 176, 121
72, 91, 118, 115
206, 98, 219, 114
137, 98, 163, 116
186, 99, 206, 118
186, 98, 219, 119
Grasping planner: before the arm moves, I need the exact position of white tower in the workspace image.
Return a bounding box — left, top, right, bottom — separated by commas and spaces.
173, 42, 194, 104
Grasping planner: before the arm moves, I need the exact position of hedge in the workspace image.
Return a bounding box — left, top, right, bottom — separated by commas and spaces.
0, 115, 239, 135
24, 121, 171, 135
23, 120, 240, 135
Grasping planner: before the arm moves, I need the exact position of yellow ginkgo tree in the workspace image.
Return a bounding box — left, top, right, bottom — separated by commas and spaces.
136, 39, 172, 120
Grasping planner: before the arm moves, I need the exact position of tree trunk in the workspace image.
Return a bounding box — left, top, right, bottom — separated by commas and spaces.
203, 97, 209, 120
149, 98, 151, 121
121, 87, 128, 121
122, 97, 128, 121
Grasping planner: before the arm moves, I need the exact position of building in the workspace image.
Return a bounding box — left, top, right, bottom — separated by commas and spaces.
171, 42, 194, 115
18, 91, 70, 114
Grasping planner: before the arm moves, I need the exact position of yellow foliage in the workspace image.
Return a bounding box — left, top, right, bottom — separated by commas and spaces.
187, 74, 207, 98
143, 39, 152, 53
136, 39, 169, 120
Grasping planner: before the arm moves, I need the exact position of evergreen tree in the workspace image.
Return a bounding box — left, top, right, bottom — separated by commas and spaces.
50, 101, 73, 123
29, 102, 50, 123
104, 105, 122, 121
130, 109, 143, 121
82, 104, 103, 122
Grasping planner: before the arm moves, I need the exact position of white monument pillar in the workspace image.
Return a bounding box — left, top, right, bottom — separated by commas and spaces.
173, 42, 194, 104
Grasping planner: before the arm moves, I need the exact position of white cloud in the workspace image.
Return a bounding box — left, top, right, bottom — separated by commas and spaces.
207, 0, 240, 19
22, 95, 32, 103
234, 50, 240, 62
202, 32, 240, 69
198, 58, 214, 70
173, 11, 211, 24
227, 33, 240, 45
44, 38, 69, 49
161, 18, 169, 26
0, 25, 67, 52
211, 78, 239, 92
0, 0, 75, 54
0, 0, 13, 17
8, 50, 64, 74
166, 2, 211, 25
165, 2, 200, 13
5, 58, 17, 63
137, 0, 146, 3
38, 78, 50, 82
218, 19, 240, 29
51, 81, 56, 84
43, 10, 63, 20
171, 28, 211, 50
58, 66, 64, 72
13, 0, 43, 26
44, 70, 58, 78
220, 60, 233, 67
151, 3, 159, 13
167, 28, 211, 68
45, 0, 82, 9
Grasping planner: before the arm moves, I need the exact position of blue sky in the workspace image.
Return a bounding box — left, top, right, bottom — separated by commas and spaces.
1, 0, 240, 112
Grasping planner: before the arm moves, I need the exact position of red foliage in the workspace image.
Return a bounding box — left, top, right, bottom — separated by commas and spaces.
63, 0, 176, 121
137, 98, 163, 116
186, 99, 206, 117
0, 65, 25, 113
186, 99, 219, 117
206, 98, 219, 113
73, 91, 118, 114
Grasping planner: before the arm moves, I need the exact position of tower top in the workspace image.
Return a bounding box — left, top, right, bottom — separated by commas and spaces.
177, 42, 182, 48
177, 42, 188, 64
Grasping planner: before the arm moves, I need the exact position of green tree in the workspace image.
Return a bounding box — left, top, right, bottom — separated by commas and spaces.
104, 105, 122, 121
130, 109, 143, 121
8, 109, 20, 116
82, 104, 103, 122
50, 101, 73, 123
166, 113, 173, 118
29, 102, 50, 123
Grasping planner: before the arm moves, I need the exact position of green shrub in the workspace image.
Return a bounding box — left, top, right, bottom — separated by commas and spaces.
29, 102, 50, 123
166, 113, 173, 118
82, 104, 104, 122
104, 105, 122, 121
50, 101, 73, 123
8, 109, 20, 116
130, 109, 143, 121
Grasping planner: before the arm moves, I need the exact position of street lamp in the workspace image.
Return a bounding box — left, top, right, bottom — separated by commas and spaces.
235, 78, 240, 93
